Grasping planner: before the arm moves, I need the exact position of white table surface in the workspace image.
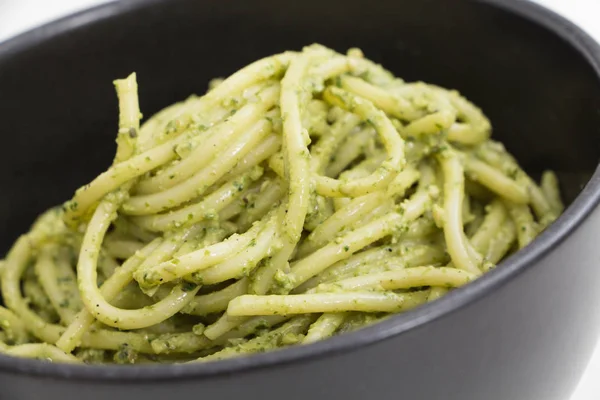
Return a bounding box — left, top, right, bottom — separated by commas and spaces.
0, 0, 598, 399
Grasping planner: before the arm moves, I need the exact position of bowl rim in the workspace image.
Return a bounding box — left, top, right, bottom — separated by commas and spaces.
0, 0, 599, 383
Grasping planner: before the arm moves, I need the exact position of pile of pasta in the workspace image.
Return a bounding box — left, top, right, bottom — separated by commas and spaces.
0, 44, 563, 364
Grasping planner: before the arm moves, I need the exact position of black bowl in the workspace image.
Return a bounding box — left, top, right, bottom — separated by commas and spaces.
1, 0, 600, 399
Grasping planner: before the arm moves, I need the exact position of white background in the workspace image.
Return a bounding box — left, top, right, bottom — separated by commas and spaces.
0, 0, 598, 398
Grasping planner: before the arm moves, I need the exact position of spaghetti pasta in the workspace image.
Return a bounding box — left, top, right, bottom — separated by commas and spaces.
0, 44, 562, 364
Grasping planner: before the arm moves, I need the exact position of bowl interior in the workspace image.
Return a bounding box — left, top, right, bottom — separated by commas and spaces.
0, 1, 599, 253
